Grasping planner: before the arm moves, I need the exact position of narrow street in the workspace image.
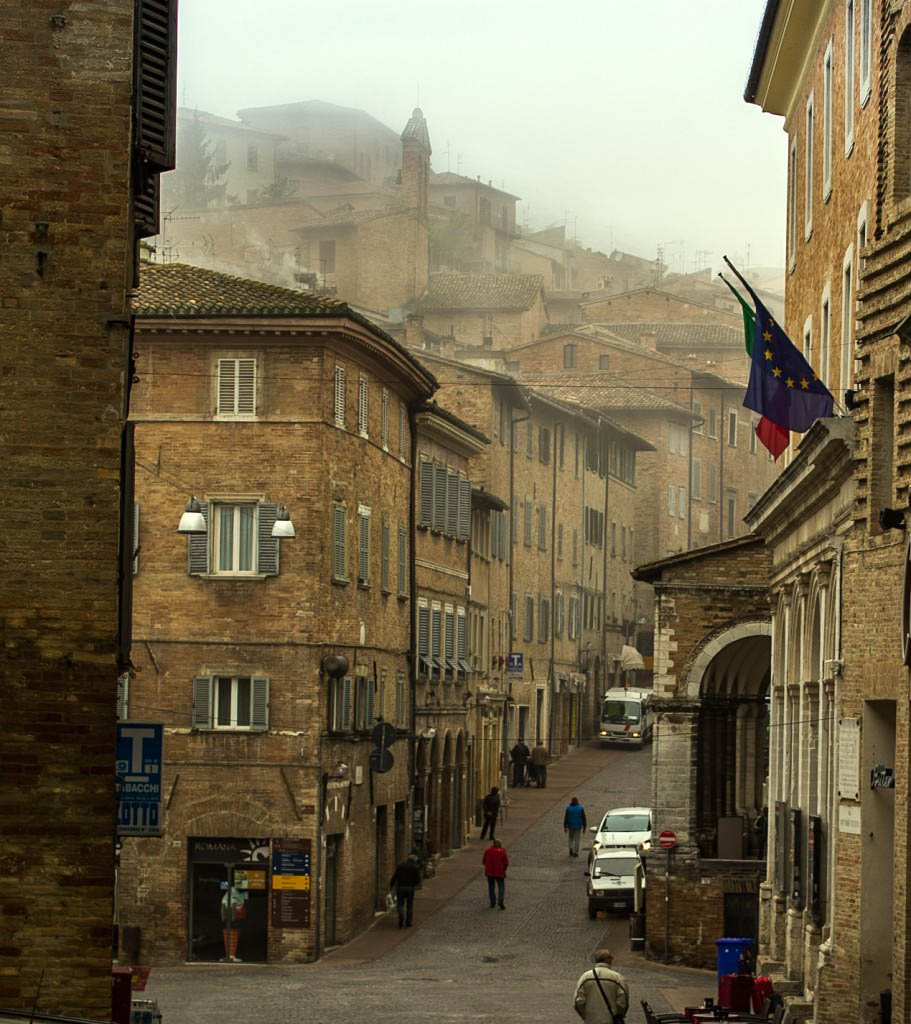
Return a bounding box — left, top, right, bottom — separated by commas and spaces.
144, 743, 713, 1023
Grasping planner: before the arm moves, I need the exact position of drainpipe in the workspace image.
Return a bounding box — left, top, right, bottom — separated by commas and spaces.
719, 392, 726, 543
601, 421, 610, 707
508, 404, 530, 654
549, 422, 560, 752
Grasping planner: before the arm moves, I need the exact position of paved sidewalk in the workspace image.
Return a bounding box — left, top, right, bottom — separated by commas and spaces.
323, 742, 634, 964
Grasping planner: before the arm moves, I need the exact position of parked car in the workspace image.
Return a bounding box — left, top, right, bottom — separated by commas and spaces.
585, 847, 646, 917
589, 806, 652, 861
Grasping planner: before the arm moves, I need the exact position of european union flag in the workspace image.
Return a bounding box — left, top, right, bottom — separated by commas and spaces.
728, 261, 835, 432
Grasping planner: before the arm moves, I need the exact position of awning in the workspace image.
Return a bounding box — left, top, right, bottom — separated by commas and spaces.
619, 645, 645, 671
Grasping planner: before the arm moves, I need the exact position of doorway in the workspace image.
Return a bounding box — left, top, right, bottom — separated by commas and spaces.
325, 835, 340, 947
375, 805, 388, 912
535, 688, 544, 743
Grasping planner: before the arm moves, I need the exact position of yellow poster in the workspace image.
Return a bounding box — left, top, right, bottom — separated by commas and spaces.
272, 873, 310, 891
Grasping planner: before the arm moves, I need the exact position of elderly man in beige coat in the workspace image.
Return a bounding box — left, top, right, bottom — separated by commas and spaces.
573, 948, 629, 1023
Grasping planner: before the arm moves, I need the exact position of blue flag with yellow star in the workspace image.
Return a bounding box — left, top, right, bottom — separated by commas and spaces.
727, 261, 835, 432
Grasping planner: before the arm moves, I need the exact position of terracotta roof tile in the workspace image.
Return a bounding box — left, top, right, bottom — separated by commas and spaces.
417, 272, 543, 313
513, 372, 693, 416
604, 322, 743, 348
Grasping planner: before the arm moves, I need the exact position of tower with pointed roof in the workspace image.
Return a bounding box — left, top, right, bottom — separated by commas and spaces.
400, 107, 431, 304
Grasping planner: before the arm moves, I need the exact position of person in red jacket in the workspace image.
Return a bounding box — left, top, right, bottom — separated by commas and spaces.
483, 838, 509, 909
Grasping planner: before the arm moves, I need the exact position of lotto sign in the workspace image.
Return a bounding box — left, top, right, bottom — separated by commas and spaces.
116, 723, 163, 836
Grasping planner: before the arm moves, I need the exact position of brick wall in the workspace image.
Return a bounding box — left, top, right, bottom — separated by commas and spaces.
581, 289, 741, 327
0, 3, 136, 1015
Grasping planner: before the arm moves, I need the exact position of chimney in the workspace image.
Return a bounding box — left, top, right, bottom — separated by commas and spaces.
404, 314, 424, 349
639, 330, 659, 351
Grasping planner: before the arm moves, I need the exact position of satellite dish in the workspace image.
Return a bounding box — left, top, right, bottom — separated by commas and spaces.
323, 654, 349, 679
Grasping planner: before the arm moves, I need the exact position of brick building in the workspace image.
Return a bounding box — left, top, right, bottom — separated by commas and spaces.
746, 1, 911, 1021
118, 263, 436, 964
429, 172, 519, 274
1, 2, 176, 1016
632, 538, 772, 968
580, 286, 742, 329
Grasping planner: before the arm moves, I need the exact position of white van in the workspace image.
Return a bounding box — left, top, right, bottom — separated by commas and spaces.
598, 687, 653, 747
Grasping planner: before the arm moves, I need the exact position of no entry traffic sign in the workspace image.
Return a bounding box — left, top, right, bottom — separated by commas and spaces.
658, 829, 677, 849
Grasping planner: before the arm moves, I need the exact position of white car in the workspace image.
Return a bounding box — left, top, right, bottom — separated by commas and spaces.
589, 806, 652, 858
585, 847, 646, 918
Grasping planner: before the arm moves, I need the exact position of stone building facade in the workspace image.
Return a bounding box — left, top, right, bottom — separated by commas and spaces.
119, 264, 436, 964
1, 2, 175, 1016
632, 538, 772, 968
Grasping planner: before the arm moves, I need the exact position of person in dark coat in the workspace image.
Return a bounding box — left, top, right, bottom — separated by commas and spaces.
510, 739, 530, 788
480, 786, 501, 840
389, 854, 421, 928
564, 796, 588, 857
482, 838, 509, 909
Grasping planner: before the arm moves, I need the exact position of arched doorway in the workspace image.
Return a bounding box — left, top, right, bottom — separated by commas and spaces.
440, 732, 453, 856
454, 731, 466, 850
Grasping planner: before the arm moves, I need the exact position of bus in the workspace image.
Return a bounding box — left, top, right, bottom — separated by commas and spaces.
598, 688, 653, 747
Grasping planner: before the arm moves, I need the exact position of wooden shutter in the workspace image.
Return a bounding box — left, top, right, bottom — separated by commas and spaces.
192, 675, 212, 728
419, 460, 433, 527
332, 505, 347, 580
187, 501, 210, 575
444, 608, 455, 662
237, 358, 256, 414
257, 502, 279, 575
132, 501, 140, 575
358, 511, 370, 583
457, 478, 471, 541
134, 0, 177, 171
366, 676, 375, 729
334, 366, 345, 427
381, 519, 390, 592
445, 471, 459, 536
382, 389, 389, 448
251, 677, 269, 730
217, 359, 236, 414
432, 464, 446, 531
431, 607, 442, 663
499, 511, 507, 562
490, 512, 499, 560
457, 609, 467, 661
399, 405, 407, 459
116, 673, 130, 721
523, 498, 532, 545
417, 604, 430, 658
342, 676, 352, 731
358, 378, 368, 436
397, 527, 407, 596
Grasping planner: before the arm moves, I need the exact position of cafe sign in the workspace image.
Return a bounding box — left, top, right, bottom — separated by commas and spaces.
871, 763, 895, 790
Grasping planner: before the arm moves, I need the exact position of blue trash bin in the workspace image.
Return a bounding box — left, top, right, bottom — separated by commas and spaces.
714, 937, 753, 983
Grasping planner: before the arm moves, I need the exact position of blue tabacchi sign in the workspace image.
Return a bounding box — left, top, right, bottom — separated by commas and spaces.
116, 722, 163, 836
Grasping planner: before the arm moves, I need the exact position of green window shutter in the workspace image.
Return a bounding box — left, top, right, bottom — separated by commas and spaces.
358, 512, 370, 584
366, 676, 375, 728
444, 609, 455, 662
342, 676, 352, 731
446, 471, 459, 536
397, 527, 407, 596
523, 498, 532, 546
457, 478, 471, 541
457, 610, 467, 661
187, 501, 210, 575
432, 464, 446, 531
257, 501, 279, 575
419, 460, 433, 527
192, 676, 212, 728
332, 505, 347, 580
381, 519, 390, 592
417, 605, 430, 658
251, 677, 269, 730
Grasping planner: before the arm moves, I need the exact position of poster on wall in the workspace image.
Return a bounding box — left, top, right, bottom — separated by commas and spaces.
270, 838, 311, 929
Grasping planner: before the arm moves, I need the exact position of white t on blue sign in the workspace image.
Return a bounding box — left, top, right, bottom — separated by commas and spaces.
116, 722, 163, 836
507, 653, 524, 677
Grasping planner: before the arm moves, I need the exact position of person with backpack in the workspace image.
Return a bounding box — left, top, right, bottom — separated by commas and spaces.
564, 796, 588, 857
573, 948, 629, 1023
480, 786, 501, 840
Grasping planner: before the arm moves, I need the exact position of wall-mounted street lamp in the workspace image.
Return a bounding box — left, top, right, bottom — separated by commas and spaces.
177, 496, 206, 534
271, 504, 295, 538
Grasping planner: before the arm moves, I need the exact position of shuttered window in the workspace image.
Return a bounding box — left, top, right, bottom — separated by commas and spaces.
354, 675, 374, 731
457, 477, 471, 541
381, 518, 391, 592
444, 605, 456, 677
132, 501, 140, 575
431, 604, 442, 677
457, 607, 468, 675
446, 471, 460, 536
187, 501, 210, 574
555, 592, 565, 637
538, 597, 549, 643
358, 378, 369, 437
432, 464, 446, 532
330, 676, 352, 732
332, 504, 347, 581
417, 601, 431, 676
399, 404, 408, 460
217, 358, 256, 416
334, 366, 346, 427
357, 506, 371, 585
523, 497, 532, 546
381, 388, 389, 449
135, 0, 178, 171
395, 671, 406, 727
418, 459, 433, 527
498, 511, 508, 561
397, 526, 407, 596
194, 675, 268, 731
524, 595, 534, 642
537, 505, 547, 551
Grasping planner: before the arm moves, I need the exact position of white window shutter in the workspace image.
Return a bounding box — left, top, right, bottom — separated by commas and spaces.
236, 358, 256, 414
382, 388, 389, 448
257, 501, 279, 575
358, 378, 368, 436
446, 471, 459, 536
334, 366, 346, 427
419, 460, 433, 527
192, 676, 212, 728
358, 511, 370, 583
457, 478, 471, 541
187, 501, 210, 575
217, 359, 236, 414
251, 677, 269, 730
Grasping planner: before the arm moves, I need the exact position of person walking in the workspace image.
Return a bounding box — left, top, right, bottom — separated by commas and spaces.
530, 740, 549, 788
510, 738, 530, 788
564, 796, 587, 857
482, 838, 509, 910
573, 948, 629, 1023
480, 786, 501, 839
389, 854, 422, 928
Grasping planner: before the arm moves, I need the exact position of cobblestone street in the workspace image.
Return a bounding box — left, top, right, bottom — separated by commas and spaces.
144, 742, 714, 1023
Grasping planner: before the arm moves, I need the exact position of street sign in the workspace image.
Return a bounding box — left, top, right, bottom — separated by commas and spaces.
271, 839, 311, 928
369, 749, 394, 774
371, 721, 396, 749
507, 652, 524, 677
116, 722, 163, 837
658, 830, 677, 849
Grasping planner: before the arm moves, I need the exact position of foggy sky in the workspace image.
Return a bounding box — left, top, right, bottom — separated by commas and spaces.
176, 0, 785, 275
